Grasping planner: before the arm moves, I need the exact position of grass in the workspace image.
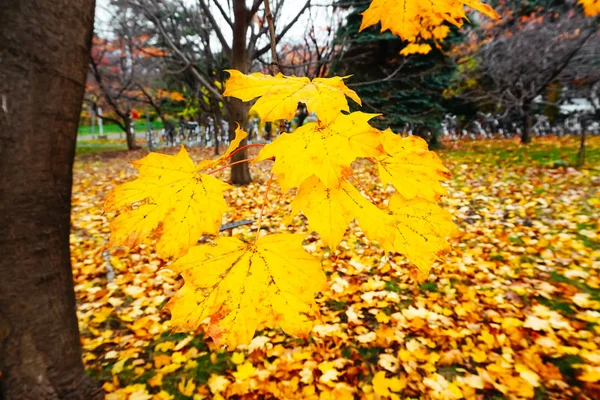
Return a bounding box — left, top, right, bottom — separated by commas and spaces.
440, 136, 600, 168
78, 121, 164, 136
76, 139, 128, 155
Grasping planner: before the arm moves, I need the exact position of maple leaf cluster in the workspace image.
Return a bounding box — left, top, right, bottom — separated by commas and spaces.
105, 70, 459, 349
103, 0, 505, 349
360, 0, 500, 55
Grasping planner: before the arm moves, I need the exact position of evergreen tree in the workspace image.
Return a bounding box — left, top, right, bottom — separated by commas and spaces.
332, 0, 464, 146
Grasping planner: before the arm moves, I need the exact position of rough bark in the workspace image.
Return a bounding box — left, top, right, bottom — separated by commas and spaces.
0, 1, 102, 399
229, 0, 252, 185
521, 101, 532, 144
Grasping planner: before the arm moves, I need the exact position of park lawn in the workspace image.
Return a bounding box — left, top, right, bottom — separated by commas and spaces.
78, 120, 164, 136
76, 139, 129, 155
72, 137, 599, 399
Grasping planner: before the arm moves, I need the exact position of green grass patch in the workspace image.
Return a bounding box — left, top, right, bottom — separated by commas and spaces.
419, 281, 438, 293
545, 355, 584, 382
78, 121, 164, 135
535, 296, 576, 315
76, 140, 128, 155
550, 271, 600, 300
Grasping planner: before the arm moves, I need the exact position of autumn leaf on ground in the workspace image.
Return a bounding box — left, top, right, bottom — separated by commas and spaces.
372, 371, 406, 399
167, 234, 327, 349
377, 129, 450, 201
197, 126, 248, 171
223, 70, 361, 124
104, 146, 230, 259
360, 0, 500, 44
256, 112, 384, 191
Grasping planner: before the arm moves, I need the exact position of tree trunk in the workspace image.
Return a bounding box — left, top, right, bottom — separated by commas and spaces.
229, 0, 252, 185
521, 101, 532, 144
577, 130, 586, 168
124, 117, 139, 150
0, 1, 102, 399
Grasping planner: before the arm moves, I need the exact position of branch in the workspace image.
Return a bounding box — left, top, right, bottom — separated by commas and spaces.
255, 0, 311, 59
95, 114, 127, 132
348, 61, 407, 87
147, 9, 225, 103
198, 0, 232, 55
89, 58, 130, 124
262, 0, 280, 73
212, 0, 233, 28
534, 29, 596, 98
250, 0, 263, 18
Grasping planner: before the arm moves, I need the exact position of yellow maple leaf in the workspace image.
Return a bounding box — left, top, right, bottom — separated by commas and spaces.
256, 112, 384, 191
372, 371, 405, 399
167, 234, 327, 349
288, 176, 385, 248
233, 361, 256, 381
360, 194, 458, 273
400, 43, 433, 56
360, 0, 499, 43
223, 70, 361, 124
104, 146, 230, 259
579, 0, 600, 16
377, 130, 450, 201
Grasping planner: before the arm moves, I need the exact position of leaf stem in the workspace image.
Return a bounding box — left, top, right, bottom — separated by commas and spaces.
226, 143, 265, 160
210, 158, 255, 175
255, 173, 275, 243
346, 174, 378, 205
263, 0, 280, 74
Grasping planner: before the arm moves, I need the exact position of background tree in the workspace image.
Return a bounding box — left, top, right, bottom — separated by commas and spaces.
125, 0, 312, 184
88, 3, 170, 150
332, 0, 463, 147
0, 0, 102, 398
450, 0, 598, 143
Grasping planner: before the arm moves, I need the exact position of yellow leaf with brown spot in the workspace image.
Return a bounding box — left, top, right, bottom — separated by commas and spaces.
167, 234, 327, 349
359, 194, 458, 273
256, 112, 384, 191
223, 70, 361, 124
377, 129, 450, 201
104, 146, 230, 259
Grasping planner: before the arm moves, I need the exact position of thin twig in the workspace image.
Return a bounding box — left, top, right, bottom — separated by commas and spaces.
226, 143, 265, 160
209, 158, 255, 175
263, 0, 280, 74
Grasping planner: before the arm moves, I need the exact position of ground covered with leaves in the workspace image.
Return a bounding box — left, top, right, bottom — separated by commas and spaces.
72, 137, 600, 399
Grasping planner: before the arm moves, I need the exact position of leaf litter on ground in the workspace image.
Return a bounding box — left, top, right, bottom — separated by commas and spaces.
72, 136, 600, 399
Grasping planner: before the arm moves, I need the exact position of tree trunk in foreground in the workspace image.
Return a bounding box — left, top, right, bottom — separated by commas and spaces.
0, 1, 102, 399
229, 0, 252, 185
